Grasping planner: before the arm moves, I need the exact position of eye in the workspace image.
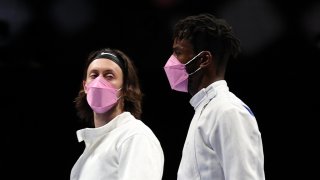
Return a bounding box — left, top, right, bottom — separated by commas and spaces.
174, 50, 182, 57
89, 73, 98, 79
104, 73, 114, 80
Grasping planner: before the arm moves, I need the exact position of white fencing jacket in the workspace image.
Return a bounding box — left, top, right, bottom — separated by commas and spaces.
178, 80, 265, 180
70, 112, 164, 180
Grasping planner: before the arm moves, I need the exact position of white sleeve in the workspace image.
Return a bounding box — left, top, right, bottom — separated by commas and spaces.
210, 107, 265, 180
118, 134, 164, 180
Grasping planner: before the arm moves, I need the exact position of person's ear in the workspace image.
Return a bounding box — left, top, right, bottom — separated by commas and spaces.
83, 80, 87, 93
200, 51, 212, 68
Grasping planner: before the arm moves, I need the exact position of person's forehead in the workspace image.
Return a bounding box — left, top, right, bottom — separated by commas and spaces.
173, 38, 193, 49
88, 58, 121, 72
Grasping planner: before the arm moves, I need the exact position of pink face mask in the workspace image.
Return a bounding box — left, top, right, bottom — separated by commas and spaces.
163, 52, 202, 92
85, 76, 121, 114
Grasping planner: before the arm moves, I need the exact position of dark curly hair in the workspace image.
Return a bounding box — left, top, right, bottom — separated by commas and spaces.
74, 48, 143, 125
173, 13, 241, 68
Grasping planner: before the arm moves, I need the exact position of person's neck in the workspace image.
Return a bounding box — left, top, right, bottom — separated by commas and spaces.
93, 107, 123, 128
191, 73, 224, 96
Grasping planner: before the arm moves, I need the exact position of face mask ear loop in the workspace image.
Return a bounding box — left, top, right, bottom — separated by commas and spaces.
188, 67, 202, 76
184, 51, 203, 66
116, 88, 122, 100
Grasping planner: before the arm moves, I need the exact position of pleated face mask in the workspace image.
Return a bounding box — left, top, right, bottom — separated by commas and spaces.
163, 52, 202, 92
85, 76, 121, 113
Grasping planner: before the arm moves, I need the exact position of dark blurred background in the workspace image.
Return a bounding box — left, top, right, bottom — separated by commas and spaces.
0, 0, 318, 179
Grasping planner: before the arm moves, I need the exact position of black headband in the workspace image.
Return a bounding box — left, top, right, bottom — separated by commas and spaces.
93, 52, 127, 76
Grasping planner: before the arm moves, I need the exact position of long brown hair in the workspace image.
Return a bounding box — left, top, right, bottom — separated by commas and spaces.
74, 48, 143, 124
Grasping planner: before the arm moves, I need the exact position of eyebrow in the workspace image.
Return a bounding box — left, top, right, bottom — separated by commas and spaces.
173, 46, 182, 51
88, 69, 115, 75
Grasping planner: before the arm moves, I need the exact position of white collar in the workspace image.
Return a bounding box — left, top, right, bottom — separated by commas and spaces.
76, 112, 132, 143
190, 80, 228, 109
